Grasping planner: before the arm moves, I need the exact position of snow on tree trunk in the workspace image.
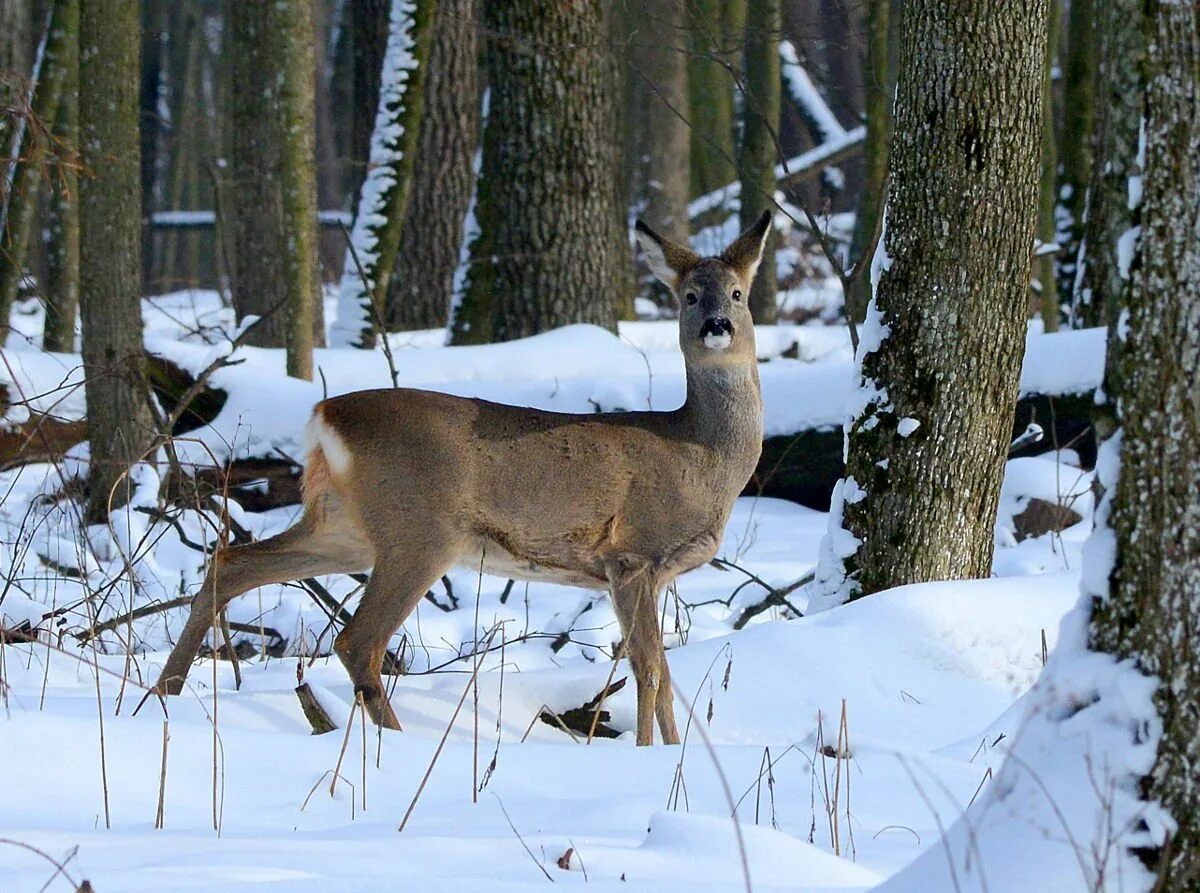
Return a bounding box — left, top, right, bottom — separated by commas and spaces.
387, 0, 478, 332
1087, 2, 1200, 882
811, 0, 1047, 608
331, 0, 432, 349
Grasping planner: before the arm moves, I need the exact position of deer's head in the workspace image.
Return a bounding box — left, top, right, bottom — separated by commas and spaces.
634, 211, 772, 367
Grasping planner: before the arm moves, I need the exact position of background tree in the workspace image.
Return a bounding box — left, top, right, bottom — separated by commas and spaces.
1034, 0, 1061, 331
687, 0, 743, 200
1072, 0, 1141, 328
624, 0, 691, 247
1087, 1, 1200, 882
78, 0, 156, 523
223, 0, 321, 379
453, 0, 627, 344
43, 11, 78, 353
0, 0, 32, 181
0, 0, 78, 334
814, 0, 1048, 605
739, 0, 780, 323
1054, 0, 1096, 306
331, 0, 435, 347
388, 0, 479, 332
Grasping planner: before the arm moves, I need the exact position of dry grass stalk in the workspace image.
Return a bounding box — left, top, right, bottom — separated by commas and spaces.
155, 720, 170, 829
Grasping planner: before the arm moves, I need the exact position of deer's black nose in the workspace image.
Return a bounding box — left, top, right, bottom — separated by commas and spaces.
699, 316, 734, 338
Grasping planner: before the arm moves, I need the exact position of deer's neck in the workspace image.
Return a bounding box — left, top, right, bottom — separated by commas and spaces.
681, 362, 763, 455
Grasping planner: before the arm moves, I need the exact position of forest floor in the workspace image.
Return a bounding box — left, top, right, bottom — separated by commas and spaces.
0, 291, 1121, 892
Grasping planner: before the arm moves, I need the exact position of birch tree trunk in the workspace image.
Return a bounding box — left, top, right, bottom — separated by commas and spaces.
1087, 3, 1200, 884
454, 0, 626, 344
387, 0, 477, 332
813, 0, 1048, 605
739, 0, 780, 323
78, 0, 156, 523
0, 0, 77, 332
331, 0, 434, 348
1072, 0, 1141, 329
224, 0, 321, 379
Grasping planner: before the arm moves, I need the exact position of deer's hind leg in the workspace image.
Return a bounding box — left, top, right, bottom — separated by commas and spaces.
333, 536, 461, 730
609, 567, 681, 746
156, 506, 373, 696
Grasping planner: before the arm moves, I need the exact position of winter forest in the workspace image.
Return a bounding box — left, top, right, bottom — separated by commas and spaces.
0, 0, 1197, 890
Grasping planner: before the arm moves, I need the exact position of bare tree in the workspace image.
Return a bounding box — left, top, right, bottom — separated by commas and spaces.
78, 0, 156, 523
814, 0, 1048, 604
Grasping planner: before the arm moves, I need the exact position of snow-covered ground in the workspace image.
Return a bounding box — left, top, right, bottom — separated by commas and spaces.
0, 294, 1130, 891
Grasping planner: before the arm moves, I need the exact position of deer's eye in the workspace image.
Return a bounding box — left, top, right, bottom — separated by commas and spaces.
686, 292, 698, 305
732, 289, 742, 302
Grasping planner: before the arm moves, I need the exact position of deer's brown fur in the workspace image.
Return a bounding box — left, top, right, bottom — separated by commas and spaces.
155, 212, 771, 745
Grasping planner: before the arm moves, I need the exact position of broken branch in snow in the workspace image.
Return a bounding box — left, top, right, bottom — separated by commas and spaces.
295, 682, 337, 734
539, 677, 627, 741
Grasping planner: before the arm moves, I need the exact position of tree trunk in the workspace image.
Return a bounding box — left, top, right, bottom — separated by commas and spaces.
687, 0, 742, 200
1035, 0, 1061, 331
0, 0, 32, 187
454, 0, 626, 344
0, 0, 77, 333
43, 18, 77, 354
387, 0, 479, 332
739, 0, 781, 323
813, 0, 1048, 605
845, 0, 893, 326
625, 0, 690, 243
1087, 3, 1200, 884
1072, 0, 1141, 329
348, 0, 389, 204
1054, 0, 1096, 307
139, 0, 168, 294
331, 0, 434, 348
224, 0, 321, 379
78, 0, 156, 523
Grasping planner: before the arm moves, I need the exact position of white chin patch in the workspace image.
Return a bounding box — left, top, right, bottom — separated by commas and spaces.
702, 333, 733, 350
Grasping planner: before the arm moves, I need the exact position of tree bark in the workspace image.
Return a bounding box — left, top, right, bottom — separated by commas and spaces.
224, 0, 321, 379
1054, 0, 1096, 307
43, 17, 77, 354
331, 0, 434, 348
0, 0, 32, 188
384, 0, 477, 333
348, 0, 389, 203
845, 0, 893, 326
0, 0, 77, 333
814, 0, 1048, 604
1035, 0, 1061, 331
1087, 2, 1200, 885
687, 0, 742, 200
78, 0, 156, 523
453, 0, 627, 344
739, 0, 781, 323
1072, 0, 1141, 328
625, 0, 690, 244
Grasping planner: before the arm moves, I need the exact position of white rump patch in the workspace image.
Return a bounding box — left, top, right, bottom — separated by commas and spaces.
702, 333, 733, 350
304, 410, 353, 475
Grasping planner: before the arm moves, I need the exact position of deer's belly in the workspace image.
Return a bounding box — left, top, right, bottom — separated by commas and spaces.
457, 536, 609, 590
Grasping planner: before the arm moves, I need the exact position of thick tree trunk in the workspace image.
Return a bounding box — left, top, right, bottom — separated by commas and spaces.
687, 0, 742, 200
1035, 0, 1061, 331
387, 0, 478, 332
43, 21, 77, 354
224, 0, 321, 379
1072, 0, 1141, 328
1087, 3, 1200, 885
625, 0, 690, 244
1054, 0, 1096, 306
454, 0, 626, 344
78, 0, 156, 523
0, 0, 77, 332
332, 0, 434, 347
845, 0, 892, 326
739, 0, 780, 323
814, 0, 1048, 605
348, 0, 389, 204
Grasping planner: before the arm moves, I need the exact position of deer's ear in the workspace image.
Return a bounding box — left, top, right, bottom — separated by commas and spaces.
635, 220, 700, 290
720, 210, 773, 285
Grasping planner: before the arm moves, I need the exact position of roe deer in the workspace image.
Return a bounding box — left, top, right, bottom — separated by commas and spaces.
155, 211, 770, 746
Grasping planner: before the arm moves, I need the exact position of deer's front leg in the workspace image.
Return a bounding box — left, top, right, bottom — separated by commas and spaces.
608, 568, 679, 746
